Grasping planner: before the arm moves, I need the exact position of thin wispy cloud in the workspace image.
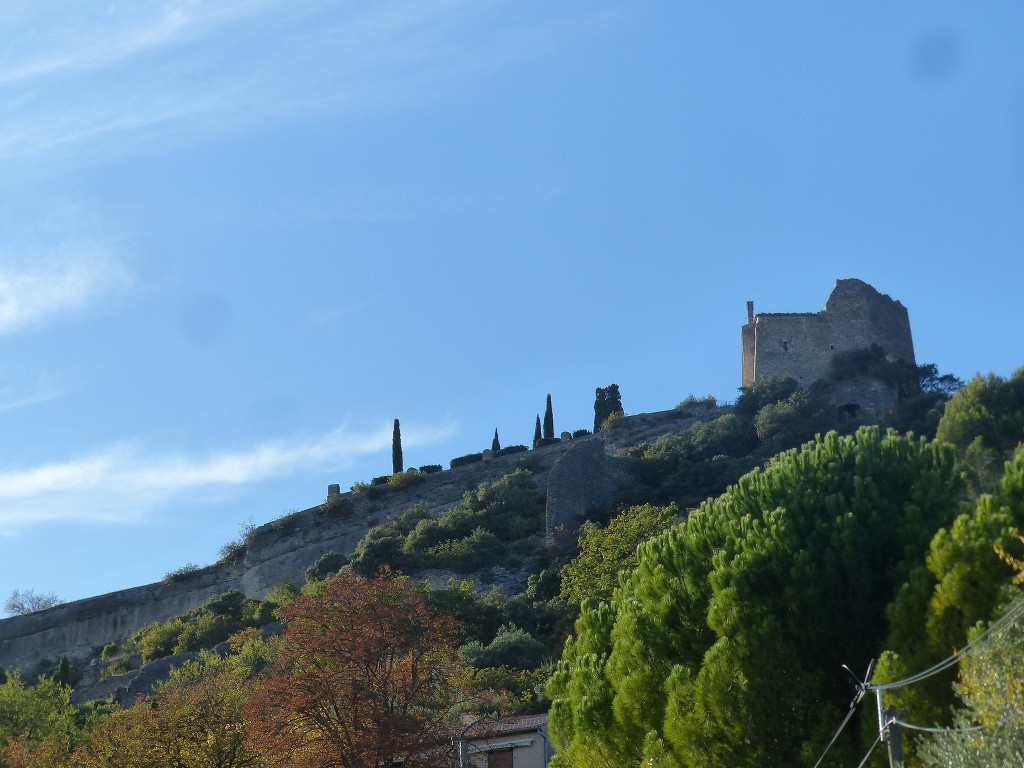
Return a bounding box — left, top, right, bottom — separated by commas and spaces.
0, 243, 133, 334
0, 420, 457, 530
0, 1, 604, 165
0, 384, 62, 413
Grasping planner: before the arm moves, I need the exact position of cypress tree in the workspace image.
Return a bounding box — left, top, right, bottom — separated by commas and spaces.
595, 384, 624, 431
543, 394, 554, 439
392, 419, 403, 474
491, 429, 501, 453
533, 415, 542, 448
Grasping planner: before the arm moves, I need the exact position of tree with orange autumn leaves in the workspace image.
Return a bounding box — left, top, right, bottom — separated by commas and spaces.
245, 568, 474, 768
3, 571, 482, 768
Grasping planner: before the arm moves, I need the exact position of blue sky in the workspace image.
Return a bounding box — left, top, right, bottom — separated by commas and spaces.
1, 1, 1022, 605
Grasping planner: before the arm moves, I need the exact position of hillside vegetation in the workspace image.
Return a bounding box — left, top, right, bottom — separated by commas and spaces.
2, 358, 1023, 768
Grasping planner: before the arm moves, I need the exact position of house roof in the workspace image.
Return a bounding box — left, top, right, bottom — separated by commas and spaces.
462, 714, 548, 739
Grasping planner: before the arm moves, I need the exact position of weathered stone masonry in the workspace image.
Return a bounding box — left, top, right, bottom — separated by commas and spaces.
741, 278, 915, 388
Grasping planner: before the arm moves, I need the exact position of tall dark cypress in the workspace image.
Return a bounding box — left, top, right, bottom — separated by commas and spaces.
533, 415, 542, 448
392, 418, 403, 474
492, 429, 501, 453
543, 394, 554, 439
595, 384, 624, 430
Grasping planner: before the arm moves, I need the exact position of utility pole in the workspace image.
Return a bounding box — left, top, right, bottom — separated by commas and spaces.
875, 689, 904, 768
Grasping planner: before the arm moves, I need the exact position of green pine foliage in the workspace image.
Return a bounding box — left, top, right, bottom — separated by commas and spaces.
544, 394, 555, 440
875, 444, 1024, 730
547, 427, 961, 768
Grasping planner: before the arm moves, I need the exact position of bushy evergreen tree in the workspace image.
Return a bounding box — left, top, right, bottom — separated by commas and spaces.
548, 427, 961, 768
533, 415, 542, 448
543, 394, 554, 440
491, 429, 500, 453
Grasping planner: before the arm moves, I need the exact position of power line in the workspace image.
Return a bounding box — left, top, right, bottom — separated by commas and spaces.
854, 732, 882, 768
809, 694, 860, 768
866, 596, 1024, 692
891, 717, 985, 735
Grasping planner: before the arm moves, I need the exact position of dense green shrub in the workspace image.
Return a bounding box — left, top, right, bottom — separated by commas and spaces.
217, 539, 246, 563
461, 624, 547, 669
163, 563, 202, 583
676, 393, 717, 410
600, 411, 625, 430
450, 452, 483, 468
571, 429, 591, 438
424, 527, 504, 571
130, 588, 276, 661
270, 510, 300, 532
349, 503, 432, 576
371, 475, 391, 486
535, 437, 561, 447
305, 551, 348, 583
734, 374, 799, 418
387, 469, 424, 489
419, 464, 442, 473
494, 445, 529, 457
318, 494, 353, 518
100, 642, 121, 661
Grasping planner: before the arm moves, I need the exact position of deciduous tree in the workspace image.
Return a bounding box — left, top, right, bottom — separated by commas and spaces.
76, 660, 255, 768
246, 569, 473, 768
560, 503, 678, 607
4, 589, 62, 616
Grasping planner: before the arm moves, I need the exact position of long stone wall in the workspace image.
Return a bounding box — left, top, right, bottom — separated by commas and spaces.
0, 441, 579, 674
0, 406, 718, 676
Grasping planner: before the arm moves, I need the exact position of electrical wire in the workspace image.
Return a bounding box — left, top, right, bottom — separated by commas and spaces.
854, 732, 882, 768
809, 695, 860, 768
866, 596, 1024, 692
891, 717, 985, 735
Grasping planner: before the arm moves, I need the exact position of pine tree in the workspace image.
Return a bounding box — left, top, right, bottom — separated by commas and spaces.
392, 419, 403, 474
491, 429, 500, 453
533, 415, 542, 448
543, 394, 554, 439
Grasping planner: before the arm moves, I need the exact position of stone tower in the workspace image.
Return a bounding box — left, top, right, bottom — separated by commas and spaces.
741, 279, 915, 388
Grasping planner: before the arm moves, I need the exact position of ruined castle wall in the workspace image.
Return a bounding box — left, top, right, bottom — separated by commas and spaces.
544, 438, 630, 539
751, 313, 833, 385
746, 279, 915, 388
741, 323, 756, 387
